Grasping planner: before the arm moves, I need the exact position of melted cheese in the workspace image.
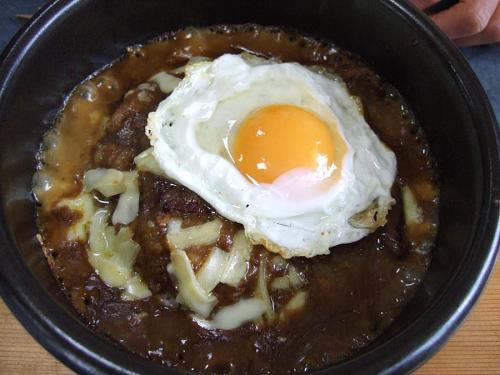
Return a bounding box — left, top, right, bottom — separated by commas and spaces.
83, 168, 140, 225
170, 249, 217, 317
192, 298, 266, 330
167, 219, 222, 251
57, 193, 96, 241
88, 208, 151, 300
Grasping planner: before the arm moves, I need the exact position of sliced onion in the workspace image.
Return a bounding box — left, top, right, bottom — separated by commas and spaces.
282, 291, 308, 315
402, 186, 423, 225
271, 276, 291, 290
287, 265, 305, 288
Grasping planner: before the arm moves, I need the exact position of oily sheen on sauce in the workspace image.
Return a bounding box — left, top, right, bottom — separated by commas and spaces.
34, 26, 439, 374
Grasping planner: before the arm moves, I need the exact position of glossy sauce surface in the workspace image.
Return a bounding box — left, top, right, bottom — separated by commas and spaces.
35, 26, 439, 374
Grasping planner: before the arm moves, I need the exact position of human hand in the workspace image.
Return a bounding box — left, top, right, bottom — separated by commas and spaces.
410, 0, 500, 46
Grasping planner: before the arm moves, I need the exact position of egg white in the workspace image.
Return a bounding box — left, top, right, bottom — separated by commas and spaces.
147, 54, 396, 258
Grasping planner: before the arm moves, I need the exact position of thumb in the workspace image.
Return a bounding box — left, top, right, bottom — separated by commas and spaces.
431, 0, 498, 39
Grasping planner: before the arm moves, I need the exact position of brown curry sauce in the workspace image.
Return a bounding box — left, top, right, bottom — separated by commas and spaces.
34, 25, 439, 374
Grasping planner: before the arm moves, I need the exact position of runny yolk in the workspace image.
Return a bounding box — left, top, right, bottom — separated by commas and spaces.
231, 104, 347, 184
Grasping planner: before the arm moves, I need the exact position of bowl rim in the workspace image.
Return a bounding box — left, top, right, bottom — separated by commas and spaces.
0, 0, 499, 374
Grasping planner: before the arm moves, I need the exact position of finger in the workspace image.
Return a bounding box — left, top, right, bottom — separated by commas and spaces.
431, 0, 498, 39
454, 3, 500, 46
409, 0, 440, 10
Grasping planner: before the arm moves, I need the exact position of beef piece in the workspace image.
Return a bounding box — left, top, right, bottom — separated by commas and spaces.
93, 83, 165, 170
160, 184, 215, 216
133, 172, 216, 293
140, 172, 214, 218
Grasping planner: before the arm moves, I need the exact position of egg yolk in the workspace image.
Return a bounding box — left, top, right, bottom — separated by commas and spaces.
231, 104, 346, 184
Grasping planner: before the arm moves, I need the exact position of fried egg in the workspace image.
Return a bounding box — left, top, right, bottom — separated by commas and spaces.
147, 54, 396, 258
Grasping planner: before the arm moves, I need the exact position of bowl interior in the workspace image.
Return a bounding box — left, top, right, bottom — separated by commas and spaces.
0, 1, 498, 374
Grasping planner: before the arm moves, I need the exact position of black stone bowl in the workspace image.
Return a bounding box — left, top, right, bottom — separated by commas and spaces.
0, 0, 499, 374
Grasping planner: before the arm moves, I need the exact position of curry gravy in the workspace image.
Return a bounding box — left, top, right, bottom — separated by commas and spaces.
35, 25, 439, 374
